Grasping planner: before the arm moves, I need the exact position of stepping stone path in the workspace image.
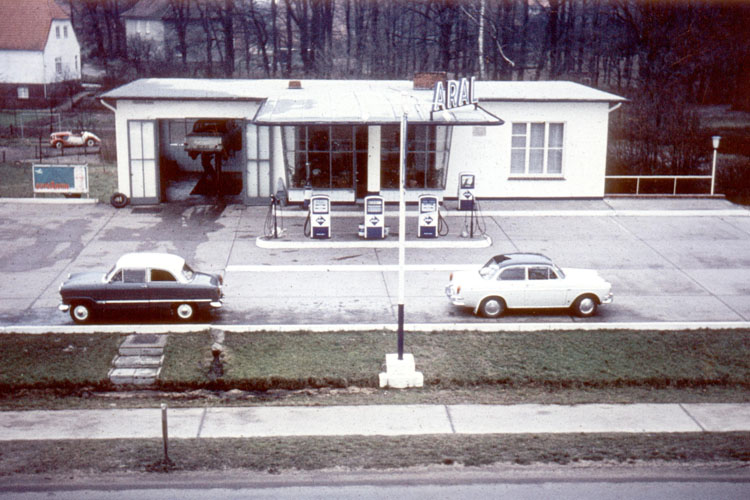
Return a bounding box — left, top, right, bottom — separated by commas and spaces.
109, 334, 168, 385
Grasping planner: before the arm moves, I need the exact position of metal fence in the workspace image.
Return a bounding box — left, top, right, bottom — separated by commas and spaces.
605, 175, 714, 196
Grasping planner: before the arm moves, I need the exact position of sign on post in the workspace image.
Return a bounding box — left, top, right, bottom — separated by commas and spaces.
32, 164, 89, 197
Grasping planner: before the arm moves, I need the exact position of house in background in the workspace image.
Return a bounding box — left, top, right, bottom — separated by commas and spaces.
122, 0, 211, 67
0, 0, 81, 108
122, 0, 170, 59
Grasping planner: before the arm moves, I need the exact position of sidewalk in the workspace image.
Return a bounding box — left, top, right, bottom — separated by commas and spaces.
2, 403, 749, 441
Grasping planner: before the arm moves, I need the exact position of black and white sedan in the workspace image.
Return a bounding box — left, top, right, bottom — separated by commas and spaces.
59, 253, 224, 323
446, 253, 612, 318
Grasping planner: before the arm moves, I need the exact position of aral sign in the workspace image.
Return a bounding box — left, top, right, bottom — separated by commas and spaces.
431, 77, 478, 113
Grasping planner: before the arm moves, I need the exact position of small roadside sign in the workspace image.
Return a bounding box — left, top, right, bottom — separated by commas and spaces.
32, 164, 89, 197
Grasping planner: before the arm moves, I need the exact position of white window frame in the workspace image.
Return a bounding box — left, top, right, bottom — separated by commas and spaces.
55, 57, 62, 74
17, 87, 29, 99
509, 122, 565, 178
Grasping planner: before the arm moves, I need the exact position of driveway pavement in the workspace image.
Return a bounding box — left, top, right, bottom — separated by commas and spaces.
1, 197, 749, 330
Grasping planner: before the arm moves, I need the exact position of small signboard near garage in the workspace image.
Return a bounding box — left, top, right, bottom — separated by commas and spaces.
32, 164, 89, 197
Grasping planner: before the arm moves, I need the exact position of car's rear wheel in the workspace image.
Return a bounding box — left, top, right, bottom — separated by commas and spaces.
479, 297, 506, 318
572, 295, 598, 318
175, 303, 195, 321
70, 303, 92, 324
86, 138, 96, 147
54, 141, 63, 149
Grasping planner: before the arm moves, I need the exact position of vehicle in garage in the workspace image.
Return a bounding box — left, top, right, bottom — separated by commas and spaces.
445, 253, 612, 318
49, 130, 101, 149
58, 252, 223, 323
184, 119, 242, 159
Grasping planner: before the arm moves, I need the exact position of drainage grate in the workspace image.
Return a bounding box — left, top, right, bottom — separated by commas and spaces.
131, 207, 162, 214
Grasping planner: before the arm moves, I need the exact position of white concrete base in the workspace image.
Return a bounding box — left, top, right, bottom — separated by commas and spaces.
378, 353, 424, 389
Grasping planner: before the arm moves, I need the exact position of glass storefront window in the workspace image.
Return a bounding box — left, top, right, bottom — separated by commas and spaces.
381, 124, 451, 190
282, 125, 367, 189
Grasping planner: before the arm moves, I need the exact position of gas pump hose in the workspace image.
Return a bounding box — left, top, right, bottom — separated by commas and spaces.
438, 210, 450, 236
303, 212, 311, 238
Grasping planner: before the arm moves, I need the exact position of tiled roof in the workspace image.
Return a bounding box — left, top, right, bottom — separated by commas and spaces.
121, 0, 171, 19
0, 0, 69, 51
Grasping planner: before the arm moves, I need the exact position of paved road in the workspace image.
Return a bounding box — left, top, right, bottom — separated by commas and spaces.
1, 197, 749, 329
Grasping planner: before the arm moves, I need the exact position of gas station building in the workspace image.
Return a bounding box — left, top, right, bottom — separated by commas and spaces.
100, 75, 625, 206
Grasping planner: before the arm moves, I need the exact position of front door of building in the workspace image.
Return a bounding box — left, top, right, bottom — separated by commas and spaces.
128, 120, 159, 204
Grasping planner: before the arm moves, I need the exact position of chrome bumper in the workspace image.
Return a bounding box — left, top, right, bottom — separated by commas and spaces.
445, 284, 464, 306
58, 303, 70, 312
601, 293, 614, 305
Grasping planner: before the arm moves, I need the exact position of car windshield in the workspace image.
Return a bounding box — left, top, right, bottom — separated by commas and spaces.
553, 264, 565, 279
182, 263, 195, 281
479, 259, 501, 279
104, 264, 117, 282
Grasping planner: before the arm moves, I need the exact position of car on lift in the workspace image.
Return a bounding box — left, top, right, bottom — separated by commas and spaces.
445, 253, 613, 318
49, 130, 101, 149
184, 119, 242, 159
58, 252, 224, 324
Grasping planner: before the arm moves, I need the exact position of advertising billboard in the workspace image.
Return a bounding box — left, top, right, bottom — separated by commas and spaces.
32, 164, 89, 195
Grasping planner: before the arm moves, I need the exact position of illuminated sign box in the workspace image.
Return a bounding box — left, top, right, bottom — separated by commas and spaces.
32, 164, 89, 195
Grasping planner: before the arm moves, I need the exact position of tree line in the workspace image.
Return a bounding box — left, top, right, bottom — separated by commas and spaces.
67, 0, 749, 188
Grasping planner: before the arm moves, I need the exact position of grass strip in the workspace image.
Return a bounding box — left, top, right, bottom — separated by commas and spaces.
1, 330, 749, 394
1, 433, 748, 477
159, 330, 750, 391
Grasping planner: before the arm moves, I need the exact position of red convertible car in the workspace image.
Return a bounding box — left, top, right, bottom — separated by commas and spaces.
50, 130, 101, 149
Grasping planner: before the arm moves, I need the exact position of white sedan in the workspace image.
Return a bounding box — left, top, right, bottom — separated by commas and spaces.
446, 253, 613, 318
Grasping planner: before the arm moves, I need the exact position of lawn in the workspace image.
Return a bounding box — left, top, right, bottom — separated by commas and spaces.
1, 329, 748, 407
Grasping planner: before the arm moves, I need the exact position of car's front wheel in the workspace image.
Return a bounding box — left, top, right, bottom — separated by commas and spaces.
479, 297, 506, 318
70, 303, 92, 324
86, 138, 96, 147
53, 141, 63, 149
572, 295, 598, 318
174, 303, 195, 321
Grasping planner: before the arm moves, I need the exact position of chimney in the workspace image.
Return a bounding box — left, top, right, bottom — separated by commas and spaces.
413, 72, 447, 90
288, 80, 302, 89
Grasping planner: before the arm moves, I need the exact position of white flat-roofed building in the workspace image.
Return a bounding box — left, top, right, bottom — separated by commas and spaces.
100, 75, 625, 205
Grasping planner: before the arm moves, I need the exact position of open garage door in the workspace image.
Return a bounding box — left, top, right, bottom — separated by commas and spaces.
158, 119, 244, 203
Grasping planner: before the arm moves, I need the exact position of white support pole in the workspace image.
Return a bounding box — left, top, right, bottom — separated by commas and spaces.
397, 112, 407, 359
711, 136, 721, 196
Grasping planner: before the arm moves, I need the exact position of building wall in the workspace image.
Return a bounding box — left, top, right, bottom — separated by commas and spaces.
0, 51, 45, 83
445, 101, 611, 199
42, 20, 81, 83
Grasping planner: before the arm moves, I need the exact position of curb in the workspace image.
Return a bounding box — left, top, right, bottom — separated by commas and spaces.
2, 321, 749, 335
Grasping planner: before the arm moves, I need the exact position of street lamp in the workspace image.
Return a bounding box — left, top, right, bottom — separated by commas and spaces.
711, 135, 721, 196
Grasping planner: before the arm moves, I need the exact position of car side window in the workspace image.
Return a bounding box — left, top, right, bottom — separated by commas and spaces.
151, 269, 176, 282
499, 267, 525, 281
109, 270, 123, 283
529, 267, 550, 280
123, 269, 146, 283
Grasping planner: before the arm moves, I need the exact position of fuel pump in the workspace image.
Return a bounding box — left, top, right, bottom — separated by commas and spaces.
363, 195, 386, 239
417, 194, 439, 238
457, 172, 476, 211
309, 194, 331, 239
